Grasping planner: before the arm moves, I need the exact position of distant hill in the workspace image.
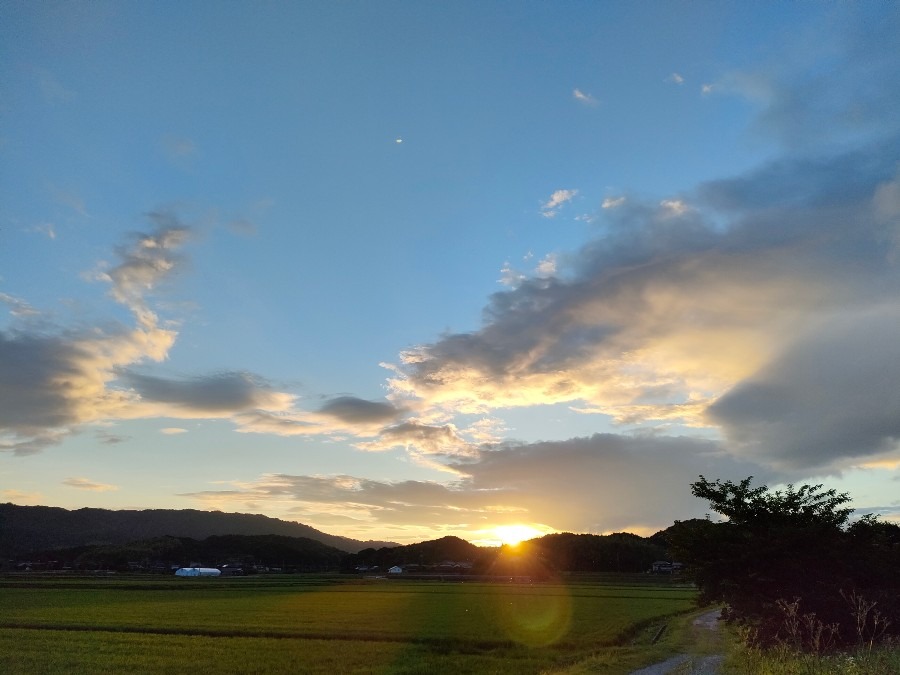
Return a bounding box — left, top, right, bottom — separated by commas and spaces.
346, 532, 670, 575
349, 535, 494, 569
28, 533, 350, 572
0, 504, 397, 557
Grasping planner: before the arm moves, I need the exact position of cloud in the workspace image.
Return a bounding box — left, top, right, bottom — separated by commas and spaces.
498, 261, 526, 287
96, 430, 128, 444
667, 73, 685, 85
602, 196, 625, 209
0, 293, 40, 319
161, 135, 197, 160
659, 199, 689, 215
232, 395, 405, 439
121, 371, 293, 416
160, 427, 188, 434
0, 214, 299, 455
51, 185, 88, 217
541, 189, 578, 218
63, 477, 118, 492
1, 489, 43, 504
707, 7, 900, 150
94, 213, 191, 327
35, 67, 75, 103
573, 88, 598, 106
27, 223, 57, 240
0, 327, 172, 454
317, 396, 402, 424
386, 134, 900, 471
535, 253, 557, 278
181, 433, 767, 540
708, 307, 900, 470
357, 421, 474, 456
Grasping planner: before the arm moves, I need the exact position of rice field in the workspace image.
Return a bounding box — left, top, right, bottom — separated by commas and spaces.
1, 574, 697, 674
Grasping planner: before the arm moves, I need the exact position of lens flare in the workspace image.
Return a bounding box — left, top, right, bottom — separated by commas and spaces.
493, 585, 573, 647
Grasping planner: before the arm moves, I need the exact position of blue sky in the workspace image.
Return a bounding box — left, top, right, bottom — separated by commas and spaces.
3, 1, 900, 545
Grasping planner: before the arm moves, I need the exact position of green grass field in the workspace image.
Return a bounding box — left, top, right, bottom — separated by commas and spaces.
1, 574, 697, 674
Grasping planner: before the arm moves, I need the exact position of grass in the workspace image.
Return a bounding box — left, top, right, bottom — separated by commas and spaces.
719, 633, 900, 675
1, 574, 698, 674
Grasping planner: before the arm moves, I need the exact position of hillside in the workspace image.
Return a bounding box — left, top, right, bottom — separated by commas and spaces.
0, 503, 396, 557
26, 533, 350, 572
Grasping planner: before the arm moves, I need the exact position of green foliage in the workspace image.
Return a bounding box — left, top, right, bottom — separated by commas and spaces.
670, 476, 900, 650
690, 476, 853, 530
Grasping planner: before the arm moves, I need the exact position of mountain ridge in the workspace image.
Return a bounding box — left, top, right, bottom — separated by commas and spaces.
0, 503, 398, 557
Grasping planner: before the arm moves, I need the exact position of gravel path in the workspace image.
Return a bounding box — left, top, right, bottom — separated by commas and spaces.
629, 609, 724, 675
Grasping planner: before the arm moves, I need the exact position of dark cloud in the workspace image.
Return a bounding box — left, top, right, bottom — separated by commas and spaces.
452, 434, 770, 533
317, 396, 401, 424
0, 331, 86, 432
122, 371, 280, 414
708, 310, 900, 470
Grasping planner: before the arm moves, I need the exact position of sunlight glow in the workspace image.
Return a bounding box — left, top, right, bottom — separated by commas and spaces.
493, 524, 545, 547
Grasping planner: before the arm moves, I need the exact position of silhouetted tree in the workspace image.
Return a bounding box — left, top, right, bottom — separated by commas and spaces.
670, 476, 900, 649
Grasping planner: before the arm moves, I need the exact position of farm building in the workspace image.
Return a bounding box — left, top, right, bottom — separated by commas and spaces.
175, 567, 221, 577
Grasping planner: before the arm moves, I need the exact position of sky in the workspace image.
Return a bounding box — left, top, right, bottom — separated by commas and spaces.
2, 1, 900, 547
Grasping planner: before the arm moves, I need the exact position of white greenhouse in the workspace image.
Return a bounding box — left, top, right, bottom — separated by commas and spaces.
175, 567, 221, 577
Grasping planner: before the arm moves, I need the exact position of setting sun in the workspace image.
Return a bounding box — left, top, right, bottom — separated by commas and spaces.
493, 524, 545, 547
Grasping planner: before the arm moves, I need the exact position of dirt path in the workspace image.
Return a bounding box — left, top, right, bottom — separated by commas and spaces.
629, 609, 724, 675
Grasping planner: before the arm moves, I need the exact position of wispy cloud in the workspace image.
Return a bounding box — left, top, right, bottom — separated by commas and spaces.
35, 67, 75, 103
94, 213, 191, 327
63, 477, 119, 492
27, 223, 57, 240
1, 489, 43, 504
701, 10, 899, 150
160, 427, 188, 434
0, 292, 40, 318
50, 185, 88, 217
602, 196, 625, 209
161, 135, 197, 160
541, 189, 578, 218
667, 72, 685, 85
572, 88, 598, 106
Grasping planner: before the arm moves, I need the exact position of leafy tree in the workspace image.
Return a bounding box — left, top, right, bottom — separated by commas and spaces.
671, 476, 900, 649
